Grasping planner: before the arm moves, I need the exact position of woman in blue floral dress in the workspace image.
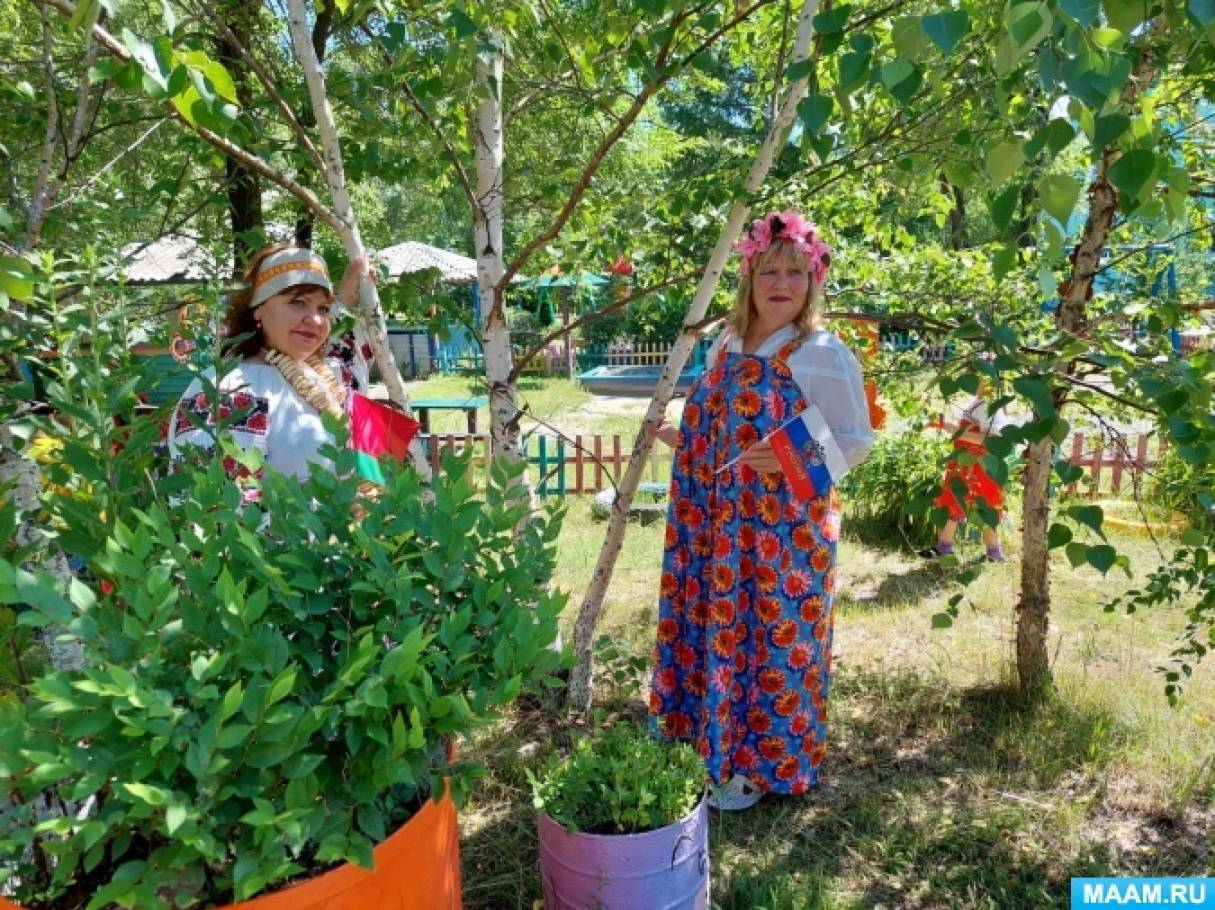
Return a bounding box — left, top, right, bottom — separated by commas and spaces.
650, 211, 874, 810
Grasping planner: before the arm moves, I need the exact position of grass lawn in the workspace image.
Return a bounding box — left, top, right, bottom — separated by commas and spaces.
399, 372, 685, 438
459, 499, 1215, 909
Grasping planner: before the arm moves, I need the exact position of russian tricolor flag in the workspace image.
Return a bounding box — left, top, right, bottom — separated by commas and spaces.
349, 392, 420, 484
768, 405, 848, 502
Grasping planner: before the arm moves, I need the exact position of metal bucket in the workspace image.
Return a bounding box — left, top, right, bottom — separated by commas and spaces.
537, 797, 710, 910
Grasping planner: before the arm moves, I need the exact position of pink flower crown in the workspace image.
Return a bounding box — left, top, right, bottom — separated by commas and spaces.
734, 210, 832, 284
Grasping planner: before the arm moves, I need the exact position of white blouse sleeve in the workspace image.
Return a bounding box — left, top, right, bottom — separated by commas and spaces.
787, 333, 875, 472
167, 367, 271, 474
704, 328, 731, 368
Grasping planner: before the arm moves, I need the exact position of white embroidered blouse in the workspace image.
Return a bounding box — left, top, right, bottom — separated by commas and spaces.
705, 325, 875, 471
167, 333, 372, 481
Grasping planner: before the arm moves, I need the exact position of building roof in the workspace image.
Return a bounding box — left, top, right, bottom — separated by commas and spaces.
376, 241, 478, 285
120, 235, 231, 285
119, 236, 483, 287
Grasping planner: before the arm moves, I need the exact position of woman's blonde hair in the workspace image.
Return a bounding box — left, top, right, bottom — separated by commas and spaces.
728, 239, 824, 341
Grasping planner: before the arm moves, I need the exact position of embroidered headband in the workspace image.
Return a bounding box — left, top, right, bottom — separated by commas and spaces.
734, 210, 832, 284
250, 248, 333, 309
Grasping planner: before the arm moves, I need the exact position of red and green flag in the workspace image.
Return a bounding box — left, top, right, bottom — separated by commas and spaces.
349, 392, 420, 484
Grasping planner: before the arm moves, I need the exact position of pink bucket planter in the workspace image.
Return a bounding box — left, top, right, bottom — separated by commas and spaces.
537, 796, 710, 910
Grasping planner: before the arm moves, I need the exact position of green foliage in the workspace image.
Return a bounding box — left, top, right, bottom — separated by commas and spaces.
1150, 443, 1215, 531
0, 264, 567, 908
528, 723, 703, 836
590, 633, 649, 704
840, 430, 952, 550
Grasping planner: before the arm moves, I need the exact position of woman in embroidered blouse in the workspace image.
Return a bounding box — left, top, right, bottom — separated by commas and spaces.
167, 244, 375, 483
650, 211, 873, 811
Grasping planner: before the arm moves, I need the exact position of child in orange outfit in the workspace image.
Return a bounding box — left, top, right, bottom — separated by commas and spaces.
922, 386, 1008, 562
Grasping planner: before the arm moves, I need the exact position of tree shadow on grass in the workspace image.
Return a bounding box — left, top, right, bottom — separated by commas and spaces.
836, 559, 952, 613
708, 671, 1162, 909
459, 671, 1205, 909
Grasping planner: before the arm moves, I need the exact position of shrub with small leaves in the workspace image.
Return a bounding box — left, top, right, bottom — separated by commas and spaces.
839, 430, 954, 549
0, 325, 568, 910
529, 723, 703, 836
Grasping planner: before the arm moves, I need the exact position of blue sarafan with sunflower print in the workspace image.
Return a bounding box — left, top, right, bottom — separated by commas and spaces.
650, 337, 841, 796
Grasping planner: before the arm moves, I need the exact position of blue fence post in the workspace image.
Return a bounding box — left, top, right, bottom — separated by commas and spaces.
538, 435, 548, 497
556, 436, 566, 496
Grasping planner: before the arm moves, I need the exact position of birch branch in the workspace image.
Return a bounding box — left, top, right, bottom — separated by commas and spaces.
24, 4, 62, 250
566, 0, 824, 712
358, 23, 477, 211
194, 0, 327, 173
496, 0, 771, 296
31, 0, 345, 236
285, 0, 432, 479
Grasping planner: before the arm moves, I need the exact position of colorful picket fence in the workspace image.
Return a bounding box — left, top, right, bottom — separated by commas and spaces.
420, 432, 673, 495
1063, 432, 1166, 497
419, 429, 1167, 500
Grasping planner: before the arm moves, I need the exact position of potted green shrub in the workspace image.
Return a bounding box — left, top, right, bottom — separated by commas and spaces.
529, 723, 709, 910
0, 297, 567, 908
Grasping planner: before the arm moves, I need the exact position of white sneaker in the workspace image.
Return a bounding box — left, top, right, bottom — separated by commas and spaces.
707, 775, 764, 811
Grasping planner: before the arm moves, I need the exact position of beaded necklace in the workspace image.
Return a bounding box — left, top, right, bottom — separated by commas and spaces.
261, 347, 380, 498
261, 347, 348, 418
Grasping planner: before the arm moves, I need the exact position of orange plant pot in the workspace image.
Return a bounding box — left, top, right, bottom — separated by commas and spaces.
0, 791, 462, 910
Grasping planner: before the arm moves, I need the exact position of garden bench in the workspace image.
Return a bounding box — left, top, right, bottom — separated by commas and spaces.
410, 396, 488, 434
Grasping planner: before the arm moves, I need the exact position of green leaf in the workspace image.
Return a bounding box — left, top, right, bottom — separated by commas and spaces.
1060, 0, 1100, 25
812, 4, 852, 34
1085, 544, 1117, 574
991, 244, 1018, 281
837, 51, 870, 94
879, 59, 921, 104
123, 782, 169, 806
1104, 0, 1148, 32
220, 681, 243, 721
264, 667, 297, 707
785, 58, 813, 82
1039, 174, 1082, 225
216, 723, 251, 749
989, 184, 1021, 233
1048, 523, 1073, 548
0, 256, 35, 302
165, 803, 187, 835
1092, 113, 1130, 150
69, 0, 100, 31
446, 7, 478, 38
922, 10, 969, 54
1006, 2, 1053, 52
1068, 504, 1105, 536
931, 612, 954, 629
1065, 542, 1089, 568
985, 138, 1026, 184
1012, 374, 1056, 418
892, 17, 928, 58
1108, 149, 1157, 201
798, 93, 833, 136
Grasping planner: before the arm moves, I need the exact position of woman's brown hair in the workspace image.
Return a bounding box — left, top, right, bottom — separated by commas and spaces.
222, 243, 296, 358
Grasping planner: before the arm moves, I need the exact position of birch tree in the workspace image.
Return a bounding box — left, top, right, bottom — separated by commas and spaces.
566, 0, 822, 712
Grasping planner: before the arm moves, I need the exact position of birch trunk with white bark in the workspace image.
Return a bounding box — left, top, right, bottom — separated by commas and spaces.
286, 0, 431, 479
473, 32, 523, 465
4, 6, 101, 671
565, 0, 823, 712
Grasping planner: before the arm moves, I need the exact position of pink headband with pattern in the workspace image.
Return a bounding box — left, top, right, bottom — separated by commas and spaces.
734, 210, 832, 284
